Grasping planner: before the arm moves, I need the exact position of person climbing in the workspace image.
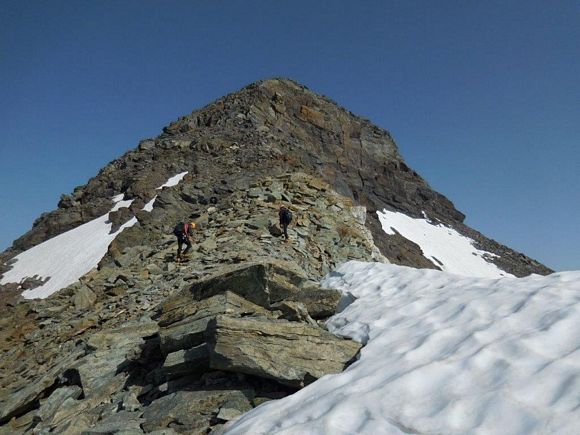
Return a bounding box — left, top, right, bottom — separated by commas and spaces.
173, 221, 196, 261
279, 205, 293, 240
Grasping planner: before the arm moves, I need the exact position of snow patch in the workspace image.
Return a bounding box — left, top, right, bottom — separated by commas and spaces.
378, 210, 511, 278
1, 172, 189, 299
143, 196, 157, 212
0, 212, 135, 299
225, 262, 580, 434
110, 198, 134, 212
157, 171, 188, 189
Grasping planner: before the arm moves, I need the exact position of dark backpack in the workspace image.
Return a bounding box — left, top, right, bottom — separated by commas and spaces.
281, 208, 293, 224
173, 222, 185, 237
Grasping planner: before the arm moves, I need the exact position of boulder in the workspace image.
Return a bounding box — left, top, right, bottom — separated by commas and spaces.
77, 319, 158, 396
73, 285, 97, 311
206, 316, 361, 387
189, 260, 309, 307
215, 395, 253, 422
87, 318, 158, 351
158, 291, 270, 355
287, 285, 342, 319
108, 207, 135, 234
271, 300, 317, 325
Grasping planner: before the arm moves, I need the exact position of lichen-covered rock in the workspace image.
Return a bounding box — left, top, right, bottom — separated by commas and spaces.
206, 315, 362, 387
189, 260, 311, 307
158, 291, 271, 355
0, 349, 85, 425
73, 285, 97, 311
37, 386, 83, 425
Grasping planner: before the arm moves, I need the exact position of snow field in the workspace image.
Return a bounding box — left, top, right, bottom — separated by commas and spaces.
225, 262, 580, 434
0, 172, 189, 299
0, 205, 136, 299
378, 210, 511, 278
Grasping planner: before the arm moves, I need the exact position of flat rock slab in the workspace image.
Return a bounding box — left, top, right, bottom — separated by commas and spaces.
80, 410, 144, 434
86, 318, 159, 350
38, 385, 83, 425
159, 291, 271, 355
189, 260, 308, 307
206, 316, 362, 387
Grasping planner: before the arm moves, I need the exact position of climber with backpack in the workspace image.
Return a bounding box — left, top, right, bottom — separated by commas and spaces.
279, 205, 293, 240
173, 221, 196, 261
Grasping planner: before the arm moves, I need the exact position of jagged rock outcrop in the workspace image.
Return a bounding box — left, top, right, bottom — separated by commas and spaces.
0, 256, 361, 433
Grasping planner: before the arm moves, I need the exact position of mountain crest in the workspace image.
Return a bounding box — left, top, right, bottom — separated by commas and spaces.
0, 78, 553, 433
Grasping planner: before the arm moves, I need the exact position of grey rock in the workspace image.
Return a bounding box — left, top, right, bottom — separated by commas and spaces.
142, 390, 252, 433
206, 315, 361, 387
146, 263, 164, 276
158, 291, 271, 355
86, 318, 158, 351
215, 395, 252, 422
38, 385, 83, 424
80, 411, 144, 434
0, 349, 84, 425
74, 285, 97, 311
288, 285, 342, 319
120, 391, 141, 412
271, 300, 317, 326
108, 207, 135, 234
268, 223, 283, 237
189, 260, 309, 308
199, 237, 218, 253
138, 139, 155, 151
162, 344, 209, 380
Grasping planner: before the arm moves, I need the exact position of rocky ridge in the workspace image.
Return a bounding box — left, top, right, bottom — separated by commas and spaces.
1, 173, 375, 433
0, 78, 553, 433
0, 78, 550, 277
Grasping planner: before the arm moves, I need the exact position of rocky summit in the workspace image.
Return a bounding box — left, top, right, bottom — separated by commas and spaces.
0, 78, 551, 434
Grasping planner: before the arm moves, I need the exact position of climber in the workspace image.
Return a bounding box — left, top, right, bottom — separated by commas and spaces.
279, 205, 293, 240
173, 221, 196, 260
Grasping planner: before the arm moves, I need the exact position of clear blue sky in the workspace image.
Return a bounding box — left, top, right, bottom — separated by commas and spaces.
1, 1, 578, 271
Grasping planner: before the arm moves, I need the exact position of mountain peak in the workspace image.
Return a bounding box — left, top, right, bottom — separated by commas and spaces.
1, 79, 551, 277
0, 78, 554, 434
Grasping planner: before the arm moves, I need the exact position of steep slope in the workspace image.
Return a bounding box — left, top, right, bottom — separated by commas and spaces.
0, 79, 556, 433
0, 78, 550, 280
0, 172, 384, 433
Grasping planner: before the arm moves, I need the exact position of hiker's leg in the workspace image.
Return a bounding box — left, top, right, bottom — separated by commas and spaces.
182, 238, 192, 255
283, 223, 288, 239
177, 238, 183, 257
